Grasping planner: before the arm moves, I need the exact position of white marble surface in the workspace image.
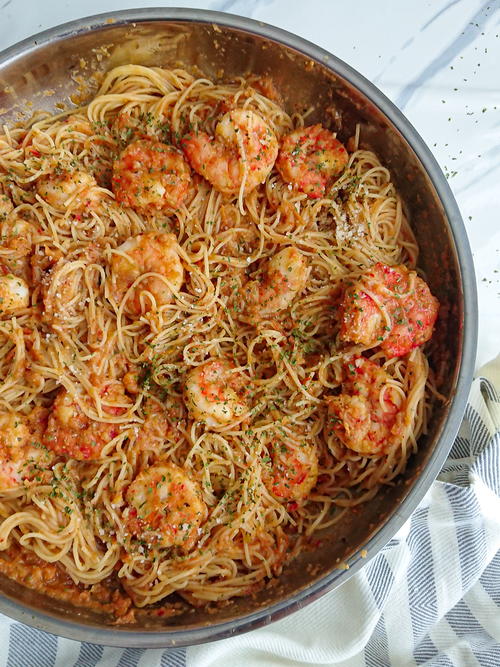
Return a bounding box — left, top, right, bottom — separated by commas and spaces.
0, 0, 498, 367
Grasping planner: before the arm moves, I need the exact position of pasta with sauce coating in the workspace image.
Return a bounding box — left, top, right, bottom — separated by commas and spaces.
0, 64, 438, 620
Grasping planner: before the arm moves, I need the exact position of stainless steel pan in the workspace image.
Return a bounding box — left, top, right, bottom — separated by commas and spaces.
0, 8, 477, 647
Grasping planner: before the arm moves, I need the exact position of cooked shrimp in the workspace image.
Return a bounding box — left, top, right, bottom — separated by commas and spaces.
1, 217, 37, 279
340, 263, 439, 357
0, 408, 53, 491
182, 109, 278, 196
326, 356, 404, 456
124, 462, 207, 551
109, 232, 184, 315
1, 217, 36, 257
36, 169, 100, 213
44, 382, 130, 461
276, 124, 348, 198
262, 440, 318, 502
0, 274, 29, 315
112, 139, 191, 214
242, 246, 308, 323
184, 358, 248, 427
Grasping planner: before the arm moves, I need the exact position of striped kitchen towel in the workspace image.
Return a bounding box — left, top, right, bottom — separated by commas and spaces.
1, 356, 499, 667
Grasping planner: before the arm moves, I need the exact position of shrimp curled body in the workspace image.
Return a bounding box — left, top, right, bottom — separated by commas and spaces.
0, 274, 29, 315
124, 462, 207, 551
182, 110, 278, 196
109, 232, 184, 315
340, 263, 439, 357
0, 216, 36, 280
43, 383, 129, 461
276, 124, 348, 198
0, 409, 53, 491
112, 139, 191, 214
37, 169, 100, 213
263, 440, 318, 502
184, 358, 248, 427
326, 357, 405, 456
242, 246, 308, 323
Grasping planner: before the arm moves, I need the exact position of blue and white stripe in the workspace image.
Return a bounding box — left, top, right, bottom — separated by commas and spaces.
1, 369, 499, 666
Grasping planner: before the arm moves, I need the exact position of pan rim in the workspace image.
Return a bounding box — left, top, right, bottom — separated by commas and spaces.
0, 7, 478, 648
